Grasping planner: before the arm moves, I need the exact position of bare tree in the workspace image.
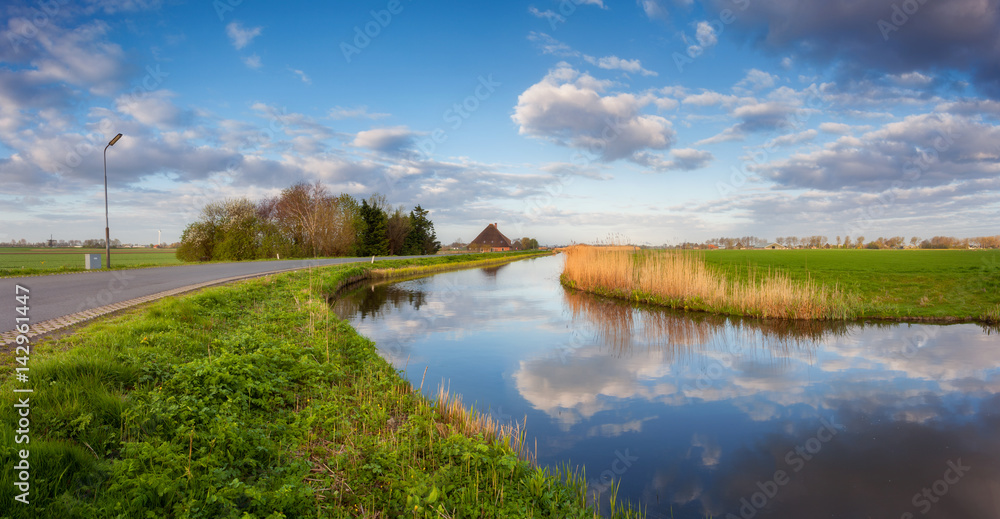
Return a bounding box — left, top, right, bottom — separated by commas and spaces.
273, 181, 356, 257
386, 204, 412, 255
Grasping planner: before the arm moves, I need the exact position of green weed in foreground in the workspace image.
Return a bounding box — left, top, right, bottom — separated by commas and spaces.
1, 253, 638, 518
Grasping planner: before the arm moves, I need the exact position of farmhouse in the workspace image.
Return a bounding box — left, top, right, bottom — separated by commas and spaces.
765, 243, 787, 250
468, 223, 512, 252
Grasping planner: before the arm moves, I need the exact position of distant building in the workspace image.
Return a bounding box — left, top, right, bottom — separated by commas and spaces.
468, 223, 512, 252
765, 243, 787, 250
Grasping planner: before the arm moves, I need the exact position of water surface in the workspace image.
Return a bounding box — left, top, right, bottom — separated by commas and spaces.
333, 256, 1000, 518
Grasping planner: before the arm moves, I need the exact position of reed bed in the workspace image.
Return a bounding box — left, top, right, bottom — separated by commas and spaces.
561, 245, 858, 320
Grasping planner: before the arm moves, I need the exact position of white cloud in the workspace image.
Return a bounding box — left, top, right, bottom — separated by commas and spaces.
732, 100, 799, 132
695, 21, 718, 48
935, 98, 1000, 117
633, 148, 714, 171
682, 90, 740, 107
243, 54, 262, 69
512, 64, 675, 161
528, 31, 575, 57
531, 33, 656, 76
351, 126, 419, 154
890, 71, 933, 86
528, 6, 565, 26
290, 68, 310, 84
329, 105, 390, 120
654, 97, 679, 111
583, 55, 657, 76
754, 112, 1000, 192
114, 90, 185, 128
818, 122, 852, 134
638, 0, 669, 21
763, 129, 817, 148
19, 21, 127, 96
734, 69, 779, 93
226, 21, 262, 49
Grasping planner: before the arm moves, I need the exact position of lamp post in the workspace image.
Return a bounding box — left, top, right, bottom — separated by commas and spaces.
104, 133, 122, 269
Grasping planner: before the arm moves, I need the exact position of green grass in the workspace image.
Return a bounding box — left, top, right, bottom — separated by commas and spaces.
701, 249, 1000, 321
1, 251, 642, 518
0, 249, 181, 277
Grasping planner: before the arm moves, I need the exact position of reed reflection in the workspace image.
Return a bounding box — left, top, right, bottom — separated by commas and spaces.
562, 288, 852, 365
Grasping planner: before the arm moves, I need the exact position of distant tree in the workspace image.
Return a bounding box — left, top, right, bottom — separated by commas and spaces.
267, 182, 355, 257
177, 201, 222, 261
175, 181, 437, 262
910, 236, 920, 247
976, 235, 1000, 249
358, 198, 389, 257
402, 205, 440, 255
386, 205, 412, 255
836, 236, 841, 248
855, 236, 865, 249
920, 236, 959, 249
214, 198, 262, 260
885, 236, 904, 249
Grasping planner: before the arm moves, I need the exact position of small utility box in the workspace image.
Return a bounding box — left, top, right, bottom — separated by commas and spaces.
85, 254, 103, 269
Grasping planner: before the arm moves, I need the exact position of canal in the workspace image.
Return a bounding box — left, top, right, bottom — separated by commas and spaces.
333, 255, 1000, 518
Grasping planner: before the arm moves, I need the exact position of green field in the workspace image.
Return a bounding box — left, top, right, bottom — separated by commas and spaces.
702, 249, 1000, 321
0, 248, 181, 276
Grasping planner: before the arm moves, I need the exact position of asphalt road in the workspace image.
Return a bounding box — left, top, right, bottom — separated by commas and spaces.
1, 256, 418, 334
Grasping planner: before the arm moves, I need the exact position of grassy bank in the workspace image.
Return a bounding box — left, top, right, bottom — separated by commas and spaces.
2, 251, 643, 518
0, 249, 556, 279
562, 246, 858, 320
702, 249, 1000, 322
562, 246, 1000, 322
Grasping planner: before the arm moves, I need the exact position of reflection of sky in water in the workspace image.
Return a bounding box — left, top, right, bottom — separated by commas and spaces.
333, 256, 1000, 518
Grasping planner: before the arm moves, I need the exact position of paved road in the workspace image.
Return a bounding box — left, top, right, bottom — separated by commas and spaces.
1, 256, 418, 334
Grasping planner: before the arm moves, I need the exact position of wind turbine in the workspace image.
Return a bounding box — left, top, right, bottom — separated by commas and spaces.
157, 230, 161, 247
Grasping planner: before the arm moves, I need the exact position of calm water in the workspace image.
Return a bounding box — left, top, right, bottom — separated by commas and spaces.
333, 256, 1000, 518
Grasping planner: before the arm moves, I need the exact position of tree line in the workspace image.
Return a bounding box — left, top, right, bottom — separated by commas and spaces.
444, 237, 540, 251
176, 182, 440, 262
672, 234, 1000, 250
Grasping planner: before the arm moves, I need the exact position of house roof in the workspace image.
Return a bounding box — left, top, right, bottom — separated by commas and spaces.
469, 223, 512, 248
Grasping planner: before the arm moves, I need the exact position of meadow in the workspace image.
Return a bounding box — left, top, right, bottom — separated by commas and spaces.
1, 251, 642, 518
562, 246, 1000, 322
0, 248, 180, 277
702, 248, 1000, 321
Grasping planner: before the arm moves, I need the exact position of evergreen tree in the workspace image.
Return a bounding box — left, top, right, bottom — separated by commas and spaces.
358, 199, 389, 256
403, 204, 440, 255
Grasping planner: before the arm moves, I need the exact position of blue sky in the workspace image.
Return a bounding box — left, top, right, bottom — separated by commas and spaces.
2, 0, 999, 246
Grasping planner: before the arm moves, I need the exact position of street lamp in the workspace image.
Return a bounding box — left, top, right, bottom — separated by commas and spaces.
104, 133, 122, 268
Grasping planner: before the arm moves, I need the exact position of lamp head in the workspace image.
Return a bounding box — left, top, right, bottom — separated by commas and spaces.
108, 133, 122, 146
